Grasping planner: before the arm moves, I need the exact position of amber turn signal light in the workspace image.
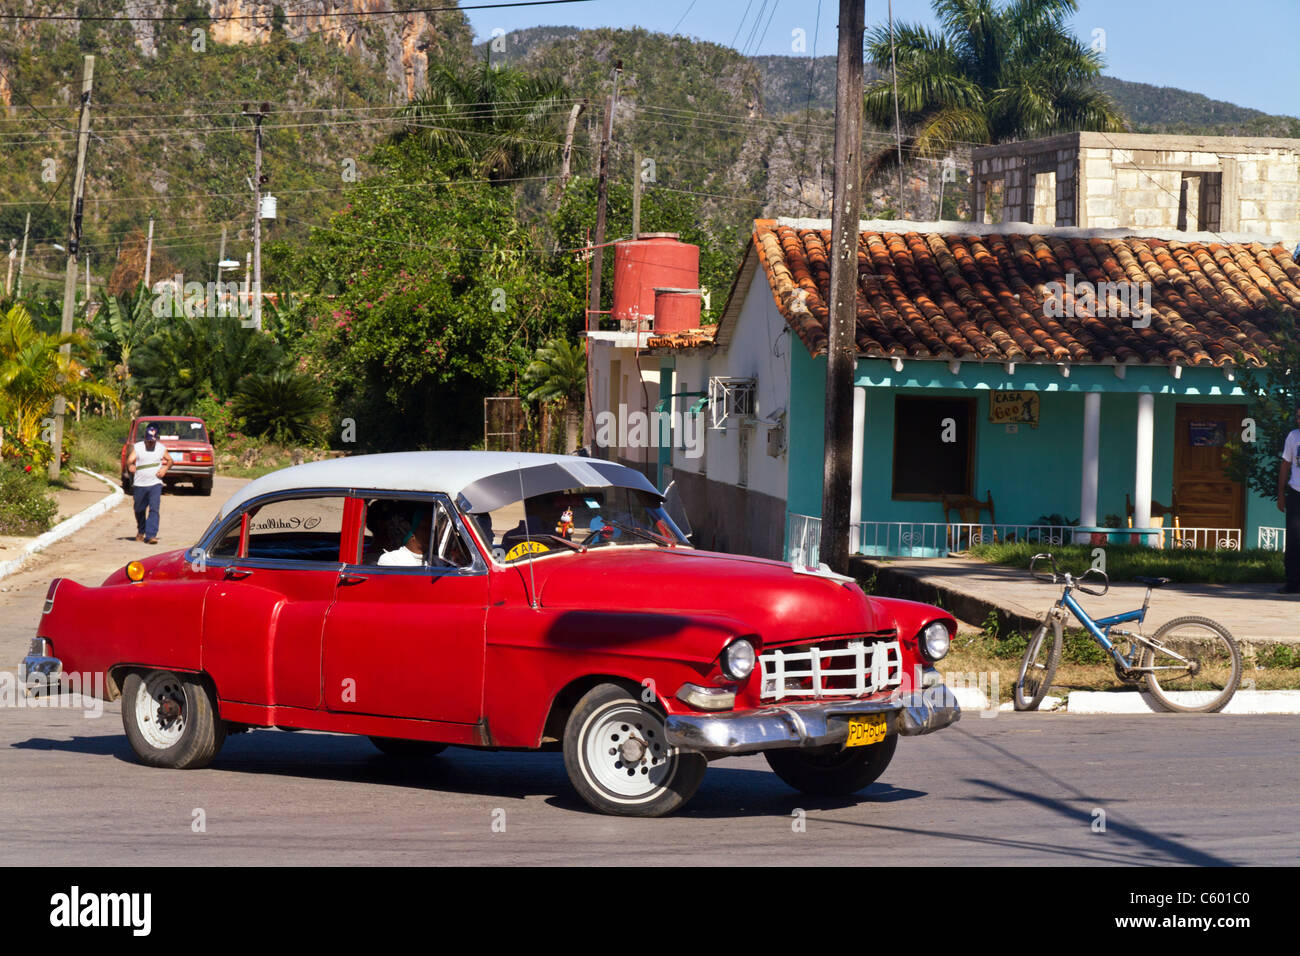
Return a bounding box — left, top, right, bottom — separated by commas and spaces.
126, 561, 145, 583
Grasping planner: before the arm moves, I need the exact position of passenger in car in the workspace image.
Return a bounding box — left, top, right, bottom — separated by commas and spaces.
378, 505, 432, 567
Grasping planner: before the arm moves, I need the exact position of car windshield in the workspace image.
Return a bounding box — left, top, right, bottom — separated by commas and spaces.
471, 485, 688, 563
140, 420, 208, 443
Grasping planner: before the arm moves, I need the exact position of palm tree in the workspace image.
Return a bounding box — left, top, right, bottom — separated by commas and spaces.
232, 371, 327, 446
133, 314, 285, 415
525, 337, 585, 453
0, 303, 118, 460
863, 0, 1126, 175
94, 284, 156, 409
396, 59, 570, 182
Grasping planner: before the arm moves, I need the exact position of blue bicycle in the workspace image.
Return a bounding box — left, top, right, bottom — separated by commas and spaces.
1013, 553, 1242, 713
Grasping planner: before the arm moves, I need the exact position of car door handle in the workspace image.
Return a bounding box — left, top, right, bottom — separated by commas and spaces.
339, 573, 368, 586
224, 567, 253, 580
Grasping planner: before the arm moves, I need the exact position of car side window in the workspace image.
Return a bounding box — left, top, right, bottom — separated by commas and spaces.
209, 515, 244, 558
359, 497, 474, 570
244, 496, 347, 563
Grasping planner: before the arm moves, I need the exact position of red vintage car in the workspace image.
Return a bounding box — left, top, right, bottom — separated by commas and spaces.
119, 415, 215, 495
21, 452, 960, 816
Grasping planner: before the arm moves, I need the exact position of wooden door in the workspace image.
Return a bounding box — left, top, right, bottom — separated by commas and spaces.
1173, 404, 1244, 530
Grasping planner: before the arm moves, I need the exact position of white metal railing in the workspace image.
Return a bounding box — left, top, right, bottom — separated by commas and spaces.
1259, 527, 1286, 551
786, 513, 1245, 560
760, 639, 903, 701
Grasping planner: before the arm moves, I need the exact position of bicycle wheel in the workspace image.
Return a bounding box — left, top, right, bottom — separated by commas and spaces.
1013, 615, 1062, 711
1140, 616, 1241, 713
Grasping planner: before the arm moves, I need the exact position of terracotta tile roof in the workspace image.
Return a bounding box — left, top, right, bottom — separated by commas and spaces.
646, 326, 717, 349
751, 219, 1299, 367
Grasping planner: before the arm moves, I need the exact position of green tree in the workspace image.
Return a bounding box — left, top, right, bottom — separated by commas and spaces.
92, 284, 157, 408
863, 0, 1126, 171
233, 370, 327, 446
132, 313, 285, 415
525, 337, 586, 452
1225, 309, 1298, 503
269, 140, 577, 451
396, 58, 570, 181
0, 303, 118, 464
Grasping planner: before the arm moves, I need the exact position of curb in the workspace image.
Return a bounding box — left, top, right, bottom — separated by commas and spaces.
1065, 689, 1300, 714
954, 685, 1300, 714
0, 468, 124, 582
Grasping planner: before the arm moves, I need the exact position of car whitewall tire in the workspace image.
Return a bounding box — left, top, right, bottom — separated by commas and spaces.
121, 670, 226, 769
563, 683, 706, 817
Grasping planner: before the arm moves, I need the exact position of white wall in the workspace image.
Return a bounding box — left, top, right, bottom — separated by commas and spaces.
669, 270, 791, 503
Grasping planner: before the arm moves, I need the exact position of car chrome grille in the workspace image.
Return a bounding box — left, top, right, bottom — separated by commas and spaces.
759, 636, 903, 701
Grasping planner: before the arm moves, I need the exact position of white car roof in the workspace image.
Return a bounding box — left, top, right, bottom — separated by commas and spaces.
217, 451, 657, 518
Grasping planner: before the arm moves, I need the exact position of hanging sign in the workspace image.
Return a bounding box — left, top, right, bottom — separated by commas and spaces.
989, 390, 1040, 428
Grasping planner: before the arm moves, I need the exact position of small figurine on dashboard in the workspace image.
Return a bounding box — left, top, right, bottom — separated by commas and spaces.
556, 507, 575, 539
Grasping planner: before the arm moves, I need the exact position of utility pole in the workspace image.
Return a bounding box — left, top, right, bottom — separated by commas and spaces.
16, 212, 30, 297
556, 99, 585, 202
819, 0, 865, 574
215, 224, 227, 314
631, 149, 643, 241
586, 61, 621, 335
6, 239, 14, 296
143, 217, 154, 290
50, 54, 94, 481
242, 102, 269, 330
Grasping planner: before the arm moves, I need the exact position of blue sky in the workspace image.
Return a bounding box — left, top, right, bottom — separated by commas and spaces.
466, 0, 1299, 117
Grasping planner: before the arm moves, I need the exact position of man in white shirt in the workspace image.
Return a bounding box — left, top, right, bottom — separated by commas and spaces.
127, 424, 172, 544
378, 506, 432, 567
1278, 405, 1300, 594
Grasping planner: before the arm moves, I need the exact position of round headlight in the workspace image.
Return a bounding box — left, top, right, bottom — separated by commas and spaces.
921, 622, 951, 661
721, 639, 756, 681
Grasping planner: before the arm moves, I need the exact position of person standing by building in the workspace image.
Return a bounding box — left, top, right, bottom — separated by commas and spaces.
1278, 405, 1300, 594
127, 424, 172, 544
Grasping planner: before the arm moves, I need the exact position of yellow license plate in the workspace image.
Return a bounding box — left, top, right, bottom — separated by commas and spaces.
845, 713, 888, 747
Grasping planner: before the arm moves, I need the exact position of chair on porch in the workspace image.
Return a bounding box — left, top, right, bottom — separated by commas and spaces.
1125, 492, 1181, 548
941, 490, 997, 551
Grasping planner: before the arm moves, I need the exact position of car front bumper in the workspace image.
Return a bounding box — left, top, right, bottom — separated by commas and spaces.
18, 652, 62, 695
663, 685, 961, 756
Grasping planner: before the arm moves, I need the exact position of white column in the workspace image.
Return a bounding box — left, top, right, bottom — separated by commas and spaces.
1077, 392, 1101, 544
1134, 393, 1155, 530
849, 386, 866, 554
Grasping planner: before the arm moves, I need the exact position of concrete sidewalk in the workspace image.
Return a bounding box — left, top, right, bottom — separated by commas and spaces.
853, 554, 1300, 649
0, 470, 117, 566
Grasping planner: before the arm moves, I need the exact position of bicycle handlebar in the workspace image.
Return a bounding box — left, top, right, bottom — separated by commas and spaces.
1029, 552, 1110, 595
1029, 552, 1058, 583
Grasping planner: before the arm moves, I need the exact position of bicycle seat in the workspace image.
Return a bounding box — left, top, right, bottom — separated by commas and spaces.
1134, 576, 1172, 588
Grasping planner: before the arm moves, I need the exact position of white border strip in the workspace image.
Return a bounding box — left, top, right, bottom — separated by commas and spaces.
0, 467, 125, 581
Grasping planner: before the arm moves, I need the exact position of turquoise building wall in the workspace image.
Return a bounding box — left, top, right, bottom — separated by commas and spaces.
786, 348, 1275, 550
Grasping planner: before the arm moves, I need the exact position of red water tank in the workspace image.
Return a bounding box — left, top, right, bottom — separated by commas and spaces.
611, 233, 701, 333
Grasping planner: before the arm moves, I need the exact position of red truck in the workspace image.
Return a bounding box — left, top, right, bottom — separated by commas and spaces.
119, 415, 215, 495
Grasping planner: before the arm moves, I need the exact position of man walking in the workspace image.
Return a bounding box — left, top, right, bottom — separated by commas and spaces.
1278, 404, 1300, 594
127, 424, 172, 544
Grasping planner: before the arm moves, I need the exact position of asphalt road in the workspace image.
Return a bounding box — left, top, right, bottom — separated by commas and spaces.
2, 476, 1296, 866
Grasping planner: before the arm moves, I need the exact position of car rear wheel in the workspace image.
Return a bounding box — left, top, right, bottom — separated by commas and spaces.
562, 683, 706, 817
368, 737, 447, 758
764, 735, 898, 797
197, 477, 213, 496
122, 670, 226, 769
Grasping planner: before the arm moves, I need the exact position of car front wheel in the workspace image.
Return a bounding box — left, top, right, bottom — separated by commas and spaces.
764, 735, 898, 797
562, 683, 706, 817
121, 670, 226, 769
